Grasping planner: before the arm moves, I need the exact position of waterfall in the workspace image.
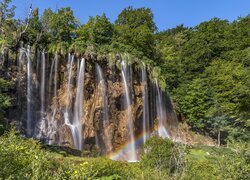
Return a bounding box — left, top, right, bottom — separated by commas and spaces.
64, 54, 75, 146
49, 54, 59, 143
72, 58, 85, 150
17, 45, 177, 159
65, 54, 74, 112
121, 60, 137, 162
156, 81, 170, 138
95, 63, 112, 153
54, 55, 58, 99
141, 65, 150, 144
64, 57, 85, 150
40, 51, 46, 119
36, 51, 47, 140
19, 46, 33, 137
48, 56, 55, 100
18, 48, 23, 110
46, 54, 58, 144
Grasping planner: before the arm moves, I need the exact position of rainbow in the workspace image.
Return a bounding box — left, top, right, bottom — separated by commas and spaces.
108, 126, 169, 161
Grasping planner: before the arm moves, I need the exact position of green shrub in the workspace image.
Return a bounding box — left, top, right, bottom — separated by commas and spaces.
184, 160, 219, 180
0, 129, 69, 179
219, 141, 250, 180
140, 136, 175, 171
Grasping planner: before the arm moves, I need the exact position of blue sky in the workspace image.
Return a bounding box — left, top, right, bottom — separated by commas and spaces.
11, 0, 250, 31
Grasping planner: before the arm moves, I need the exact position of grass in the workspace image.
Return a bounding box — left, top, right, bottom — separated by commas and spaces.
0, 130, 249, 179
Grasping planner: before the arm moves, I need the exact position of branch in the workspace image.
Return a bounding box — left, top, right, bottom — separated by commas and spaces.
20, 1, 33, 38
12, 0, 33, 51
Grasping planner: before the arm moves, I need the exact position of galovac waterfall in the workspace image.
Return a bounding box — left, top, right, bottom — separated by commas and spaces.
16, 47, 178, 161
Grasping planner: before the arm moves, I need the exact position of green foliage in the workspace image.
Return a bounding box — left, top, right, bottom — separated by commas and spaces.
0, 130, 168, 179
0, 0, 16, 21
184, 160, 219, 180
71, 14, 114, 55
0, 0, 17, 51
0, 130, 249, 179
114, 6, 156, 58
41, 7, 78, 54
115, 6, 156, 32
0, 129, 70, 179
157, 16, 250, 142
141, 137, 175, 171
174, 78, 211, 130
0, 78, 12, 135
183, 143, 250, 180
221, 141, 250, 180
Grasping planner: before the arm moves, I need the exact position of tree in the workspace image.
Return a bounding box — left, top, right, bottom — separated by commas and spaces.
0, 0, 16, 51
71, 14, 114, 54
41, 7, 79, 54
114, 7, 156, 58
115, 6, 156, 32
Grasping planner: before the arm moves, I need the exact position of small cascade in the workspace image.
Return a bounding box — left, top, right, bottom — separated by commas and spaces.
95, 63, 112, 153
36, 51, 47, 139
64, 54, 76, 147
121, 60, 137, 162
19, 46, 33, 137
141, 65, 150, 143
66, 54, 74, 112
72, 58, 85, 150
17, 48, 23, 109
64, 54, 74, 130
26, 47, 33, 137
40, 51, 46, 120
77, 58, 80, 75
156, 81, 170, 138
47, 54, 59, 144
44, 54, 59, 144
63, 56, 85, 150
54, 55, 58, 99
48, 56, 55, 100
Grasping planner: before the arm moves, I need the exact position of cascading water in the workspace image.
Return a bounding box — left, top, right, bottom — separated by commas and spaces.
40, 51, 46, 120
47, 54, 59, 144
66, 54, 74, 111
121, 60, 137, 162
26, 47, 33, 137
156, 81, 170, 138
36, 51, 47, 139
72, 58, 85, 150
141, 65, 150, 143
19, 46, 33, 137
64, 54, 74, 127
63, 56, 85, 150
54, 55, 58, 99
48, 56, 55, 100
16, 45, 177, 159
95, 63, 112, 153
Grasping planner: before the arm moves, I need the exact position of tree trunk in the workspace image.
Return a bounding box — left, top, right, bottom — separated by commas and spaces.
217, 129, 221, 147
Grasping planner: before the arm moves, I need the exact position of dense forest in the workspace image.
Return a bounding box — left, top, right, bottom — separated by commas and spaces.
0, 0, 249, 179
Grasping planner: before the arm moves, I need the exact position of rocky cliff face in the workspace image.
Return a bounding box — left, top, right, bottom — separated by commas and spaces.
6, 49, 178, 158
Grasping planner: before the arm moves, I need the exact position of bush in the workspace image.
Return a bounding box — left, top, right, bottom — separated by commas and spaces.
183, 143, 250, 180
184, 160, 219, 180
220, 141, 250, 180
0, 130, 168, 179
140, 136, 175, 171
0, 129, 69, 179
68, 157, 162, 179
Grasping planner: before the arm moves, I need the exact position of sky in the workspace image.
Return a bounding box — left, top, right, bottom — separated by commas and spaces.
10, 0, 250, 31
